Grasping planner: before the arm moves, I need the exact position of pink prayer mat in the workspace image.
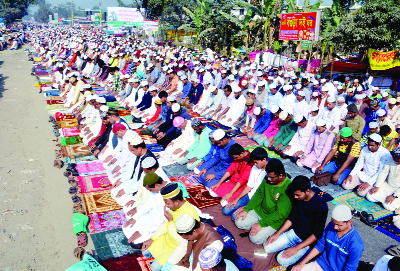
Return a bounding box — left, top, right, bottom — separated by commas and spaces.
61, 127, 81, 137
88, 210, 127, 233
170, 173, 201, 188
233, 136, 259, 148
77, 173, 112, 193
76, 161, 106, 174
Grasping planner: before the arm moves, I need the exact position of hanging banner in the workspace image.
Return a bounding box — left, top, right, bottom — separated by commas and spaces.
107, 7, 143, 23
143, 20, 159, 31
301, 40, 312, 50
368, 48, 400, 70
54, 13, 58, 21
279, 11, 321, 42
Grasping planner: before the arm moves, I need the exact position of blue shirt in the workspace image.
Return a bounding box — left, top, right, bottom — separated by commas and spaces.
150, 67, 161, 82
165, 108, 191, 136
363, 106, 387, 134
201, 138, 235, 173
179, 81, 193, 99
315, 222, 364, 271
160, 103, 169, 122
253, 110, 274, 134
263, 92, 283, 111
189, 84, 204, 104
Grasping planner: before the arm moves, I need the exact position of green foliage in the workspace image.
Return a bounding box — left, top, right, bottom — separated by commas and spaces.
33, 1, 53, 22
330, 0, 400, 51
0, 0, 38, 24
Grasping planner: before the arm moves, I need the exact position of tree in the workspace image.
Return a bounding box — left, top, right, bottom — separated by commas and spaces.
330, 0, 400, 51
0, 0, 38, 24
33, 1, 53, 22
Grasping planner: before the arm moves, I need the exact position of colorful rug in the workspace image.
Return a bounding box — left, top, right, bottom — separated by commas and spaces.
137, 256, 155, 271
76, 161, 106, 175
83, 190, 122, 215
90, 228, 135, 261
171, 173, 201, 188
332, 192, 394, 219
59, 119, 79, 128
141, 135, 157, 144
46, 99, 63, 105
46, 104, 65, 110
118, 109, 131, 116
107, 101, 124, 109
66, 154, 98, 164
61, 143, 92, 157
61, 127, 81, 137
146, 143, 164, 153
121, 115, 133, 122
100, 253, 142, 270
60, 136, 83, 146
186, 185, 221, 209
88, 210, 127, 234
375, 215, 400, 242
78, 173, 111, 193
233, 136, 259, 148
50, 96, 62, 100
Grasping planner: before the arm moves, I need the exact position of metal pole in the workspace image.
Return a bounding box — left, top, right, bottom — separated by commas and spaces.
99, 0, 102, 29
71, 0, 74, 26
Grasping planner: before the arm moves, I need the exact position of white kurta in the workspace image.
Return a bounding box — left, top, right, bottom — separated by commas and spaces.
284, 121, 316, 156
165, 122, 195, 160
280, 93, 296, 115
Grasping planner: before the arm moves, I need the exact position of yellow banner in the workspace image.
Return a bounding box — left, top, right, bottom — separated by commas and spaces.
368, 48, 400, 70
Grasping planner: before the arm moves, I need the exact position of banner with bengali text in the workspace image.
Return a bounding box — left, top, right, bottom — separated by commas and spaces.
107, 7, 143, 23
368, 48, 400, 70
279, 11, 321, 42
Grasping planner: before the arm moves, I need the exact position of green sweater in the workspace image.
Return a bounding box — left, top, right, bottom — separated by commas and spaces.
244, 176, 292, 229
186, 127, 212, 160
274, 119, 298, 148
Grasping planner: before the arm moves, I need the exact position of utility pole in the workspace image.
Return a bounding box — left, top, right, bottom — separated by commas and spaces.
99, 0, 102, 30
71, 0, 74, 26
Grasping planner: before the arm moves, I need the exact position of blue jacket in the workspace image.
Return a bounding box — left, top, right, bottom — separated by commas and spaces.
137, 92, 153, 111
189, 84, 204, 105
201, 138, 235, 173
253, 110, 273, 134
165, 108, 191, 136
315, 222, 364, 271
178, 81, 193, 99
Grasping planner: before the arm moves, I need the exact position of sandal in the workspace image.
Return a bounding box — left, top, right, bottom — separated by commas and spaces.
66, 163, 77, 171
77, 232, 87, 247
351, 209, 361, 219
71, 195, 81, 204
360, 211, 377, 228
54, 130, 60, 137
73, 204, 84, 213
53, 159, 64, 169
49, 116, 56, 122
388, 245, 400, 257
69, 179, 78, 187
69, 186, 79, 195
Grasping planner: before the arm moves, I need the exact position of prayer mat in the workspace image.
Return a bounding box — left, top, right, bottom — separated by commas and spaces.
59, 119, 79, 128
107, 101, 124, 109
100, 253, 141, 270
95, 90, 108, 95
46, 104, 64, 110
141, 134, 157, 144
61, 143, 92, 157
266, 149, 282, 159
146, 143, 164, 153
60, 136, 83, 146
137, 256, 155, 271
270, 265, 287, 271
50, 96, 61, 100
121, 115, 133, 121
163, 161, 192, 176
332, 192, 394, 219
88, 210, 127, 234
76, 161, 106, 175
375, 215, 400, 242
233, 136, 259, 149
118, 110, 131, 116
55, 113, 75, 121
197, 117, 212, 123
66, 154, 98, 164
83, 190, 122, 215
46, 99, 63, 105
170, 173, 201, 188
186, 185, 221, 209
90, 228, 134, 261
203, 204, 278, 271
78, 174, 112, 193
61, 127, 81, 137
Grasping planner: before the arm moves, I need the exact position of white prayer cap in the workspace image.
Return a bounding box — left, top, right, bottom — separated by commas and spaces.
284, 73, 289, 78
293, 115, 303, 123
355, 94, 364, 100
124, 74, 130, 79
320, 79, 326, 83
316, 119, 326, 127
333, 81, 339, 85
100, 105, 109, 112
356, 86, 363, 92
205, 64, 212, 70
283, 85, 292, 92
239, 70, 245, 76
221, 70, 227, 74
337, 86, 343, 90
247, 88, 257, 94
180, 75, 187, 80
232, 70, 238, 75
249, 78, 257, 84
382, 92, 389, 98
312, 92, 319, 97
241, 80, 248, 85
279, 111, 288, 121
268, 76, 274, 80
203, 79, 211, 85
199, 68, 205, 73
389, 98, 397, 104
168, 69, 174, 73
176, 214, 196, 234
373, 86, 379, 91
311, 106, 319, 112
84, 91, 91, 95
128, 77, 139, 83
97, 97, 106, 103
120, 74, 125, 79
345, 76, 350, 80
129, 136, 144, 146
193, 79, 200, 84
167, 95, 177, 102
295, 84, 302, 90
226, 75, 234, 81
253, 107, 261, 115
232, 85, 241, 93
313, 81, 319, 85
327, 97, 336, 103
256, 71, 263, 77
258, 81, 266, 87
337, 96, 345, 102
269, 84, 277, 89
162, 66, 168, 71
332, 204, 352, 222
171, 103, 181, 113
142, 157, 157, 169
209, 86, 217, 93
369, 122, 378, 129
270, 105, 279, 113
177, 70, 185, 76
141, 81, 149, 87
377, 109, 386, 117
213, 129, 226, 141
297, 91, 305, 97
133, 58, 140, 63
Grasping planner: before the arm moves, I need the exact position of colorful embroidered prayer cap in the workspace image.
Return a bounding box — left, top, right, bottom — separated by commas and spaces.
191, 118, 201, 127
161, 183, 181, 199
129, 136, 144, 146
199, 247, 222, 269
143, 172, 160, 186
340, 127, 352, 138
391, 146, 400, 158
112, 123, 127, 134
176, 214, 196, 234
246, 98, 254, 106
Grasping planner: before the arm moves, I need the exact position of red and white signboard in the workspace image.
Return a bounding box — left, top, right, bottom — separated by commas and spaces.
279, 11, 321, 42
